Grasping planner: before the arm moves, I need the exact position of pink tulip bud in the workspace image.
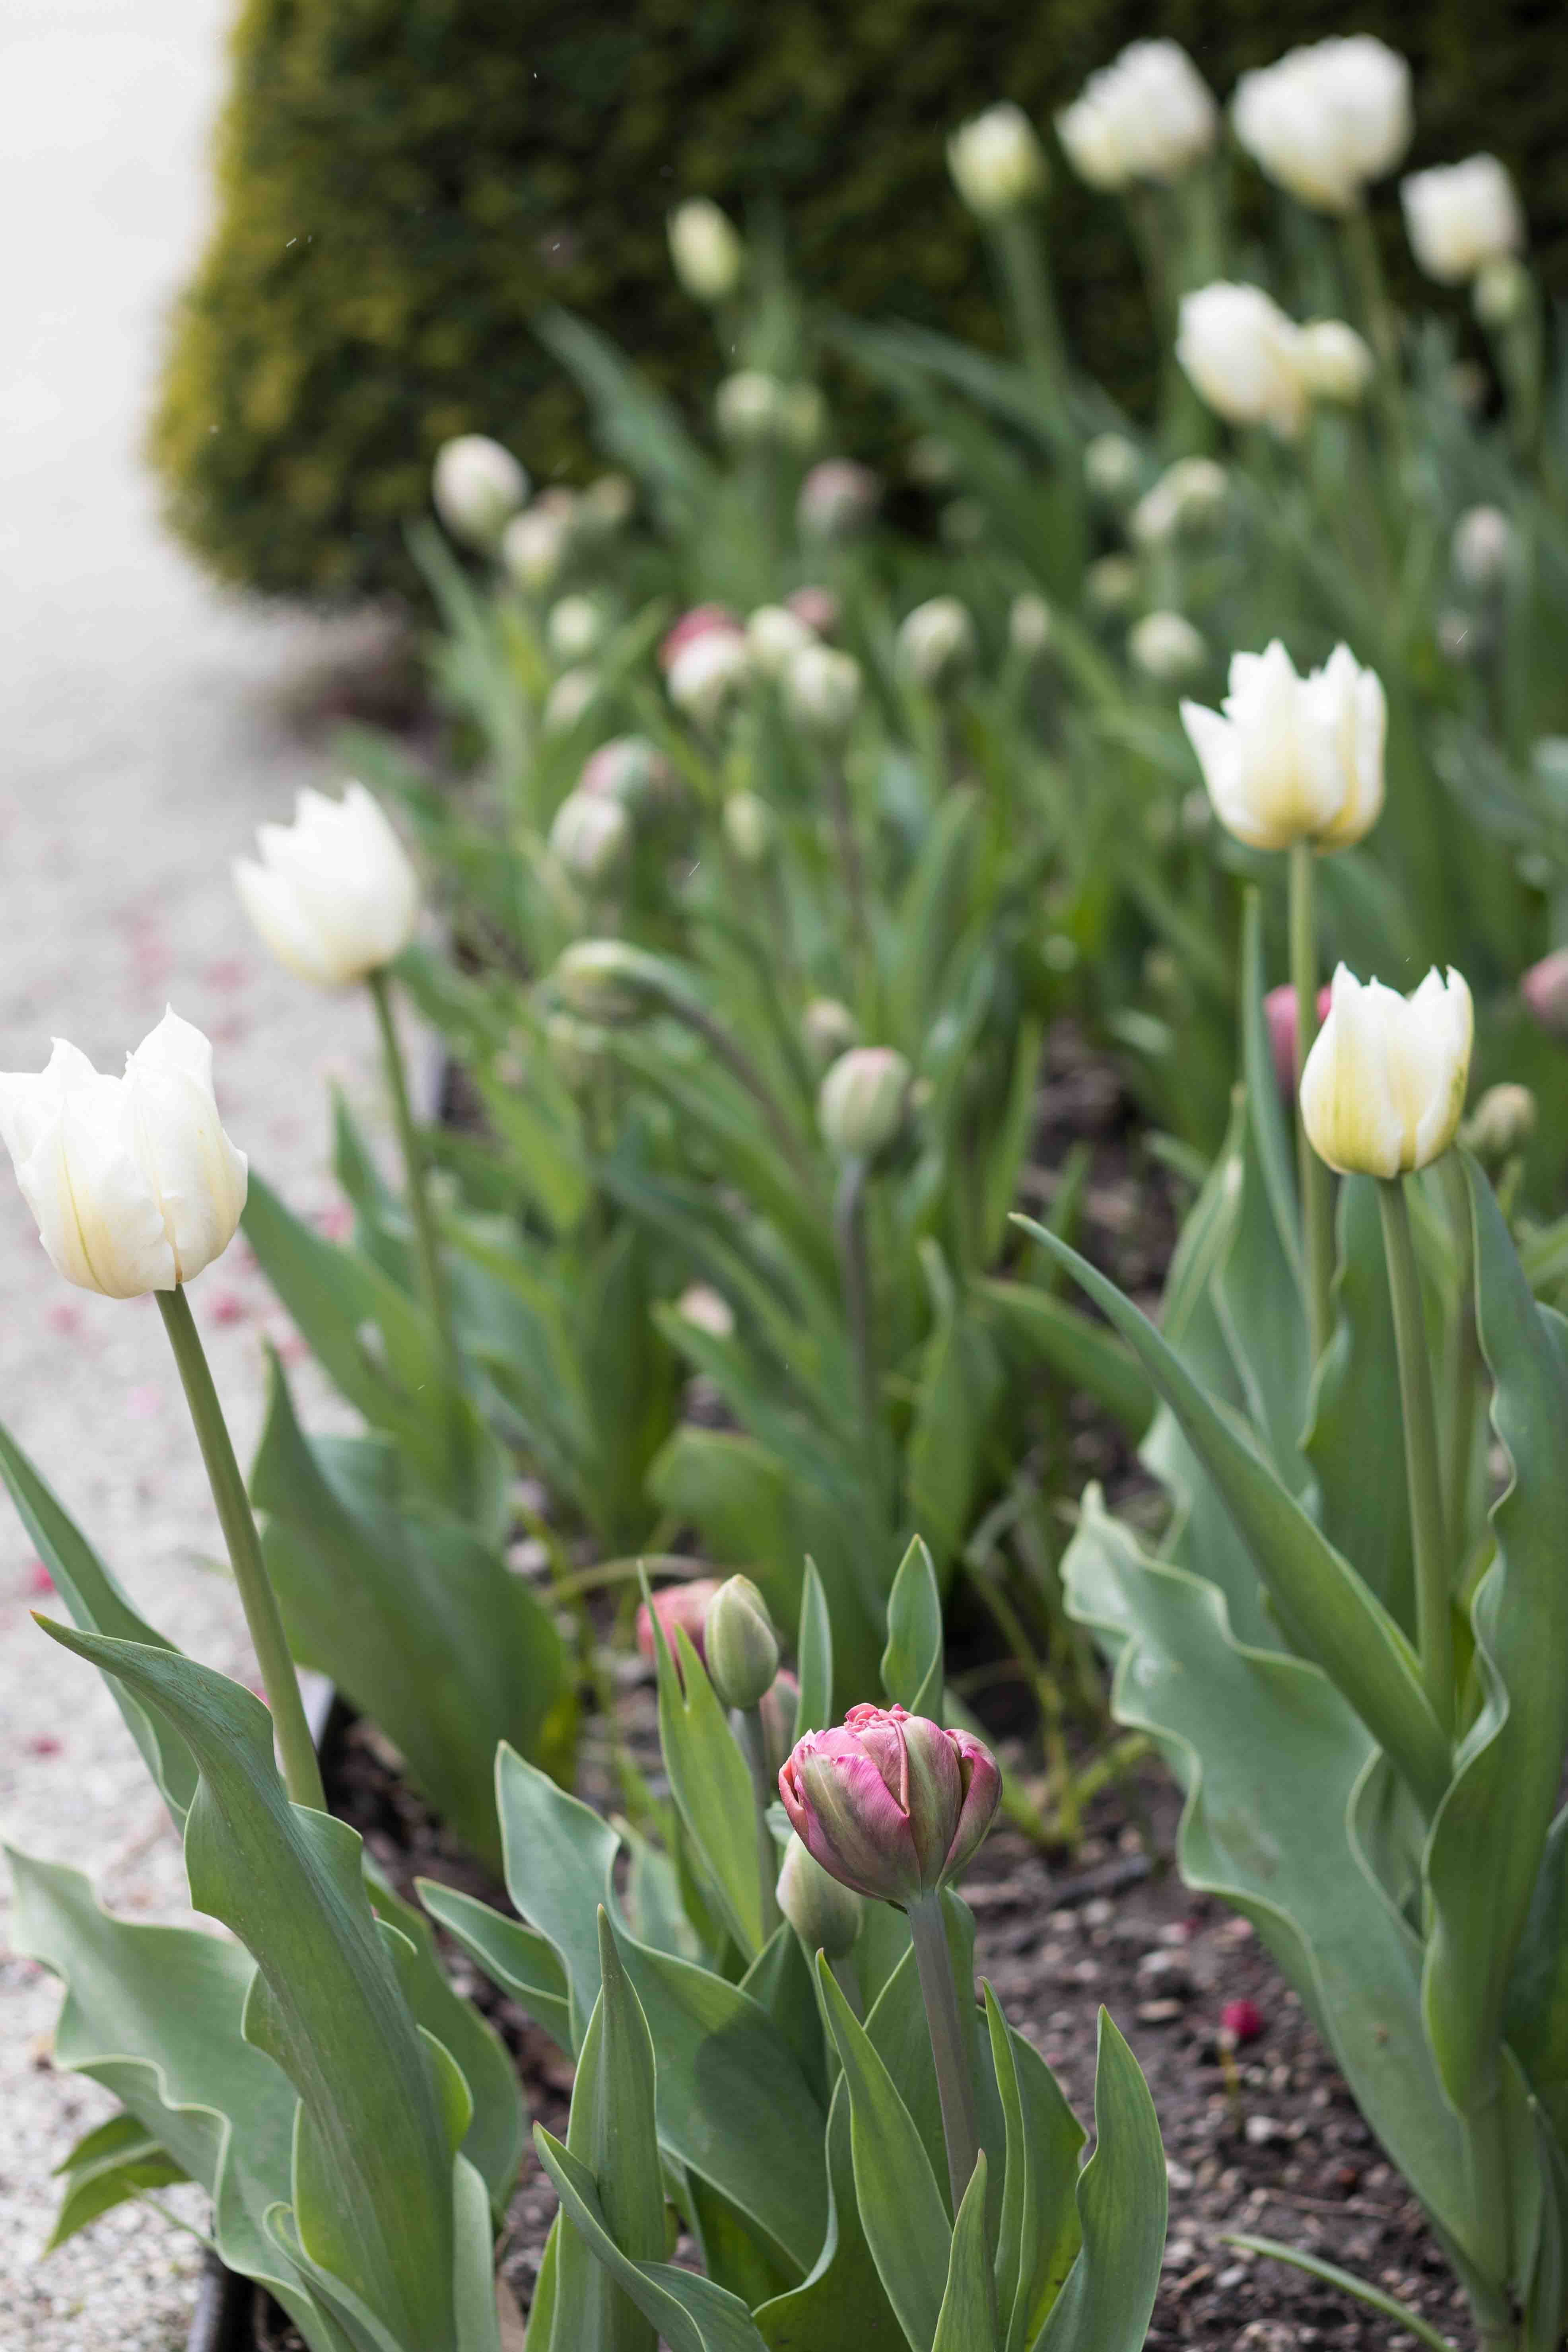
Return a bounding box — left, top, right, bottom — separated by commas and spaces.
755, 1668, 800, 1780
635, 1576, 722, 1668
658, 605, 742, 675
1263, 981, 1333, 1093
1523, 949, 1568, 1040
778, 1703, 1001, 1907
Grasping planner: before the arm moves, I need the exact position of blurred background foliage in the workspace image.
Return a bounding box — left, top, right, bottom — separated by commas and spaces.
152, 0, 1567, 602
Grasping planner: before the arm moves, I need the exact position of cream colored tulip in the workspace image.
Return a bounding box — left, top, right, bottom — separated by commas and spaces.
1298, 320, 1375, 404
1176, 284, 1309, 439
431, 435, 527, 548
667, 198, 744, 304
948, 104, 1048, 217
1180, 641, 1385, 852
235, 783, 420, 989
1056, 40, 1217, 190
1300, 965, 1473, 1177
1232, 37, 1412, 214
1401, 156, 1523, 286
0, 1011, 247, 1297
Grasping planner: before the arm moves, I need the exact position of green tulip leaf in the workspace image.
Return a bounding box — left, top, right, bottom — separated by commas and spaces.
983, 1986, 1084, 2352
753, 2082, 900, 2351
417, 1879, 573, 2058
881, 1536, 944, 1718
494, 1740, 624, 2051
1033, 2012, 1165, 2352
644, 1572, 767, 1957
794, 1557, 834, 1736
44, 2110, 187, 2251
933, 2152, 999, 2352
976, 1276, 1154, 1443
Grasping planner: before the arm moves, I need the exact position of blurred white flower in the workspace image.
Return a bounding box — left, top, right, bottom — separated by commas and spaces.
897, 597, 976, 691
797, 459, 882, 542
542, 667, 600, 736
547, 595, 605, 663
431, 435, 527, 549
579, 735, 673, 817
675, 1283, 735, 1339
1084, 432, 1143, 499
803, 997, 859, 1070
818, 1046, 911, 1160
1180, 640, 1385, 852
1129, 610, 1206, 681
1009, 592, 1053, 658
1401, 155, 1524, 285
1057, 40, 1217, 189
948, 104, 1048, 216
1130, 456, 1229, 546
1232, 37, 1412, 214
668, 628, 751, 727
1297, 319, 1375, 404
783, 643, 863, 743
746, 603, 818, 679
1300, 965, 1473, 1177
0, 1012, 247, 1297
1451, 504, 1514, 591
549, 789, 630, 887
722, 790, 775, 865
715, 370, 783, 448
668, 197, 744, 303
235, 783, 420, 989
501, 496, 575, 593
1176, 283, 1308, 438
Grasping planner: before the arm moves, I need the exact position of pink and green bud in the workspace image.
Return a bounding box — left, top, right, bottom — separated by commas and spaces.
705, 1574, 779, 1709
1523, 948, 1568, 1040
755, 1668, 800, 1780
777, 1703, 1001, 1907
635, 1576, 721, 1669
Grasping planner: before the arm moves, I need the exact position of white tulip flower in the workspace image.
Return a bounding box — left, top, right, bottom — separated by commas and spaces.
746, 604, 817, 680
723, 791, 775, 866
715, 370, 783, 449
549, 789, 630, 887
1056, 40, 1218, 190
1083, 432, 1143, 499
1130, 611, 1207, 682
1451, 505, 1514, 591
547, 595, 605, 664
818, 1046, 911, 1161
667, 197, 745, 304
1300, 965, 1473, 1178
431, 435, 528, 549
1297, 319, 1375, 404
783, 643, 862, 743
1401, 155, 1524, 286
667, 628, 751, 728
1176, 284, 1309, 439
897, 597, 976, 691
1180, 641, 1385, 853
501, 498, 575, 593
1009, 593, 1053, 658
1232, 37, 1412, 214
948, 104, 1048, 218
0, 1011, 247, 1297
235, 783, 420, 989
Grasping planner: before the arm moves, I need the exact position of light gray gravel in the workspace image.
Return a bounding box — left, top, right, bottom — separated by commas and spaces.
0, 1, 415, 2340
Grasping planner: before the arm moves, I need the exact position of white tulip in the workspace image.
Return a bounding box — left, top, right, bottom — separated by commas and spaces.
783, 643, 862, 743
549, 789, 630, 887
431, 435, 528, 549
235, 783, 420, 989
948, 104, 1048, 218
547, 595, 605, 663
675, 1283, 735, 1340
667, 198, 744, 304
1131, 456, 1229, 546
1451, 505, 1514, 591
501, 499, 574, 593
1300, 965, 1473, 1178
1083, 432, 1142, 499
818, 1047, 911, 1161
723, 791, 774, 866
1180, 640, 1385, 852
715, 370, 783, 449
746, 604, 817, 680
1232, 37, 1412, 214
1130, 611, 1206, 682
797, 459, 881, 542
897, 597, 976, 691
1176, 284, 1309, 439
0, 1011, 247, 1297
1401, 155, 1524, 286
667, 628, 751, 728
1009, 593, 1053, 658
1297, 319, 1375, 404
1056, 40, 1217, 190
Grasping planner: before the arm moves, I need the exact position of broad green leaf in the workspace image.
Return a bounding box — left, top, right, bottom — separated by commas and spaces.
418, 1880, 574, 2057
645, 1584, 768, 1957
817, 1954, 951, 2352
0, 1423, 196, 1827
253, 1360, 571, 1868
742, 1924, 830, 2111
550, 1912, 664, 2351
1426, 1159, 1568, 2117
525, 2217, 561, 2352
881, 1537, 944, 1718
533, 2130, 770, 2352
44, 2109, 186, 2252
453, 2155, 506, 2352
684, 2170, 797, 2311
752, 2084, 900, 2351
1213, 1096, 1312, 1495
495, 1742, 622, 2050
794, 1559, 834, 1736
933, 2154, 999, 2352
1019, 1218, 1451, 1815
34, 1626, 460, 2352
976, 1277, 1154, 1442
983, 1987, 1084, 2352
1034, 2013, 1165, 2352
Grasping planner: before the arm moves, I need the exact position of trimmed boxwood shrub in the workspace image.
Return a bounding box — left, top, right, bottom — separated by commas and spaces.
151, 0, 1568, 602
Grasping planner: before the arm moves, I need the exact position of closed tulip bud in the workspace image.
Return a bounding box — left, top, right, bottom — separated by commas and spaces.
1083, 432, 1143, 500
715, 369, 783, 449
235, 783, 420, 988
723, 790, 774, 866
705, 1575, 780, 1710
667, 196, 744, 304
577, 472, 636, 538
897, 596, 976, 692
636, 1576, 722, 1668
1056, 40, 1218, 190
777, 1833, 865, 1958
1009, 593, 1053, 659
1300, 964, 1474, 1178
746, 603, 817, 680
675, 1282, 735, 1340
779, 1705, 1001, 1907
554, 939, 652, 1024
1474, 255, 1530, 330
542, 667, 600, 736
783, 644, 862, 743
501, 501, 573, 593
787, 585, 841, 638
818, 1046, 910, 1162
755, 1669, 800, 1780
1298, 320, 1375, 405
1180, 641, 1385, 853
1264, 980, 1333, 1093
659, 604, 741, 672
546, 595, 605, 663
0, 1012, 247, 1298
579, 735, 673, 818
1522, 949, 1568, 1038
797, 458, 881, 543
1452, 505, 1514, 591
803, 997, 859, 1072
948, 103, 1048, 217
1232, 37, 1412, 215
1130, 610, 1206, 682
1085, 554, 1140, 615
548, 789, 630, 886
1462, 1082, 1537, 1165
668, 629, 751, 729
1401, 156, 1523, 286
431, 434, 528, 548
1176, 283, 1309, 439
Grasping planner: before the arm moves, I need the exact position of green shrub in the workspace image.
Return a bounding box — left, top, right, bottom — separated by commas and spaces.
152, 0, 1568, 602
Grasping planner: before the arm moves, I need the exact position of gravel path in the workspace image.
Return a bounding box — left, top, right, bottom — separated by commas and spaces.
0, 3, 402, 2340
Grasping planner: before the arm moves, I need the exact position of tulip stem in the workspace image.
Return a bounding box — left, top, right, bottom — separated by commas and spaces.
907, 1893, 981, 2216
992, 214, 1071, 441
367, 968, 459, 1386
738, 1708, 783, 1942
1378, 1175, 1455, 1738
1289, 843, 1334, 1363
157, 1286, 326, 1812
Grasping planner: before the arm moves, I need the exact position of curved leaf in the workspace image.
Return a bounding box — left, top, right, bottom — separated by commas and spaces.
933, 2153, 999, 2352
753, 2083, 900, 2351
881, 1537, 944, 1718
983, 1986, 1083, 2352
1034, 2013, 1165, 2352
